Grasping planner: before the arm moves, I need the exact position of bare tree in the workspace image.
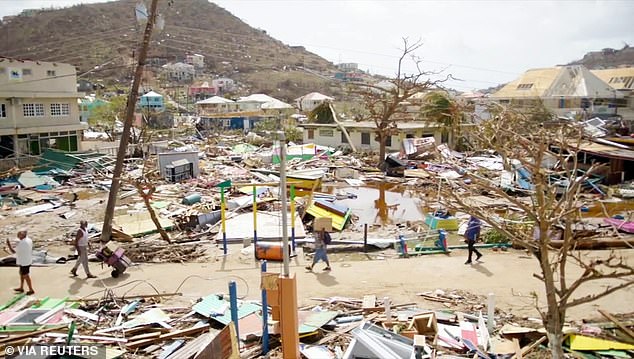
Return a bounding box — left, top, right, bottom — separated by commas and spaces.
434, 104, 634, 358
350, 38, 445, 167
124, 161, 170, 243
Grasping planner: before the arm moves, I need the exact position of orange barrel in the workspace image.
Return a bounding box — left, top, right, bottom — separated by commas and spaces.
255, 242, 291, 262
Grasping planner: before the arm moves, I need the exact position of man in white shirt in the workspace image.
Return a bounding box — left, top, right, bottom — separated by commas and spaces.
71, 220, 96, 279
6, 230, 35, 295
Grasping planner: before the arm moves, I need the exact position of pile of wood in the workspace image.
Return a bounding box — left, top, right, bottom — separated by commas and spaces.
122, 241, 208, 263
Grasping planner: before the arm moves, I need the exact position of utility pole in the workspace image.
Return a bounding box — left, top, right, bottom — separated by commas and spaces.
276, 131, 300, 359
279, 132, 290, 277
101, 0, 159, 242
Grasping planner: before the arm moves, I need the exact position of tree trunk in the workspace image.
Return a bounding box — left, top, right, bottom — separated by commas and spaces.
378, 132, 387, 169
546, 326, 565, 359
541, 247, 565, 359
135, 183, 171, 243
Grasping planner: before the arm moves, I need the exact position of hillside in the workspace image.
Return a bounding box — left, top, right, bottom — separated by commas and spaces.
0, 0, 339, 100
567, 45, 634, 69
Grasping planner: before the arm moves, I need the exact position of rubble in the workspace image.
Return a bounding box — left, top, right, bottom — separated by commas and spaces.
0, 123, 633, 358
1, 286, 631, 358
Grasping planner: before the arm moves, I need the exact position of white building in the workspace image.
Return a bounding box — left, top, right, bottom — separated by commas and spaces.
298, 121, 445, 153
295, 92, 334, 112
195, 96, 238, 115
162, 62, 195, 82
0, 57, 87, 164
185, 54, 205, 69
236, 94, 293, 112
211, 78, 236, 93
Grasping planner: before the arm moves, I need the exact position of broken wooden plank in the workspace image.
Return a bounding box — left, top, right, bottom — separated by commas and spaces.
127, 332, 162, 342
512, 338, 523, 359
64, 308, 99, 322
362, 295, 376, 310
44, 332, 128, 343
598, 309, 634, 342
126, 325, 210, 350
513, 336, 546, 358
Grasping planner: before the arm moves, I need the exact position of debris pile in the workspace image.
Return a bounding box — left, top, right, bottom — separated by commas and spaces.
1, 289, 632, 358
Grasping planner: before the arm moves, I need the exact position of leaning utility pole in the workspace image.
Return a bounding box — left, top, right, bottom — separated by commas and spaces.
101, 0, 159, 242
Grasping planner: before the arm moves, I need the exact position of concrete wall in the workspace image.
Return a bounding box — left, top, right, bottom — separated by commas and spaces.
0, 98, 82, 132
0, 58, 77, 93
0, 58, 84, 138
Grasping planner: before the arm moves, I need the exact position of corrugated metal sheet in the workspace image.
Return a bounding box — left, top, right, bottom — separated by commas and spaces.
578, 142, 634, 160
192, 294, 261, 325
37, 149, 82, 171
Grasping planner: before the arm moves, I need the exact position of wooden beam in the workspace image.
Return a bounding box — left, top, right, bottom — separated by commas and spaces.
598, 309, 634, 342
126, 332, 161, 342
512, 336, 546, 359
512, 338, 523, 359
126, 325, 210, 350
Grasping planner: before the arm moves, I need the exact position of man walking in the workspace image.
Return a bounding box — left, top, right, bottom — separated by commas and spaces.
6, 230, 35, 295
71, 220, 96, 279
305, 227, 332, 272
464, 215, 483, 265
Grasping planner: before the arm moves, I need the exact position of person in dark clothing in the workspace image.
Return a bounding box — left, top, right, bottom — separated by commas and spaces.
464, 216, 483, 265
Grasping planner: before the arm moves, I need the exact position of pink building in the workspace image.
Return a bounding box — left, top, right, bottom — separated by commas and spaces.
188, 82, 218, 101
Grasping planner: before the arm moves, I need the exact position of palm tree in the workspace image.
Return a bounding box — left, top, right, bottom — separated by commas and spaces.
421, 91, 466, 150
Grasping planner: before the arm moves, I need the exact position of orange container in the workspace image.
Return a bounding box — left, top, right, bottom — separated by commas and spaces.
255, 242, 291, 262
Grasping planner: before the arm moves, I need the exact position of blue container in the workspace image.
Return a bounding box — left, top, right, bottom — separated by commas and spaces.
182, 193, 202, 205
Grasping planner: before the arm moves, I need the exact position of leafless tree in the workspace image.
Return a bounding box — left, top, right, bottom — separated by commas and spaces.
434, 104, 634, 358
124, 160, 171, 243
350, 38, 446, 166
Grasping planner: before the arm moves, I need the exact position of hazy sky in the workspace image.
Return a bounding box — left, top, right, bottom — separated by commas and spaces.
2, 0, 633, 91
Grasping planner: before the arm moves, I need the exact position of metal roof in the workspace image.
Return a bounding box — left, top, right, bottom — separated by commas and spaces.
578, 142, 634, 161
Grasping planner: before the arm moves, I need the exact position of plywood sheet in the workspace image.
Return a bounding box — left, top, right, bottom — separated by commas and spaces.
216, 211, 306, 241
114, 212, 174, 237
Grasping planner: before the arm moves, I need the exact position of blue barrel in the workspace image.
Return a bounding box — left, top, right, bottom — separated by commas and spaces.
182, 193, 202, 205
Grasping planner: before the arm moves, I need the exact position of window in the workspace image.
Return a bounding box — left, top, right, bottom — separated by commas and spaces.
50, 103, 70, 116
0, 104, 6, 118
516, 83, 533, 90
341, 131, 348, 143
385, 135, 392, 147
47, 70, 56, 77
22, 68, 32, 75
361, 132, 371, 145
23, 103, 44, 117
319, 129, 334, 137
307, 129, 314, 139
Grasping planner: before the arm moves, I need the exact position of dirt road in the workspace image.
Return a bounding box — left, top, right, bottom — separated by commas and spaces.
1, 244, 632, 323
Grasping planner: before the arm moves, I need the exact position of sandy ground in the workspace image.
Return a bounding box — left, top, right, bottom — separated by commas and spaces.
1, 194, 633, 325
1, 241, 632, 323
